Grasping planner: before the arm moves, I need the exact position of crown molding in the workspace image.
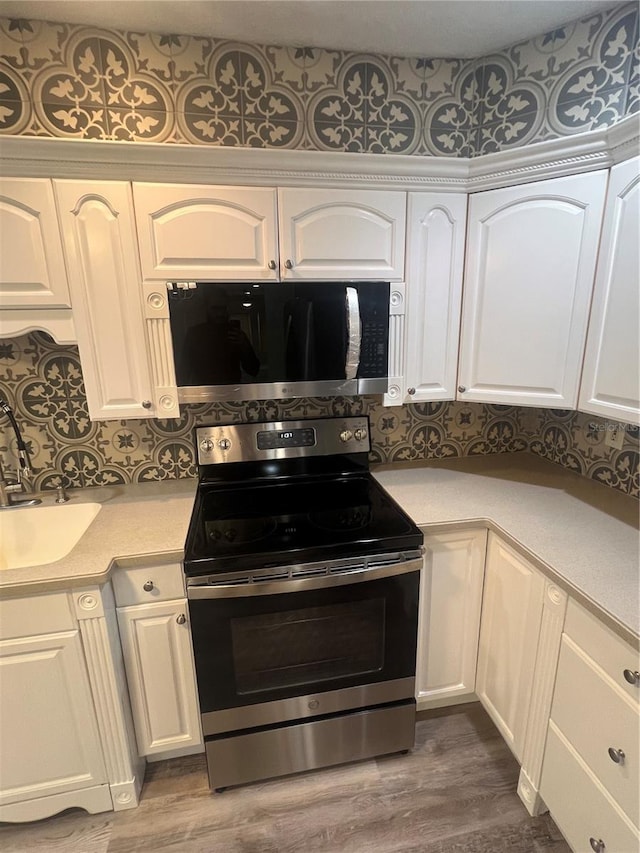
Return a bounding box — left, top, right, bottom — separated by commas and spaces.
0, 116, 638, 192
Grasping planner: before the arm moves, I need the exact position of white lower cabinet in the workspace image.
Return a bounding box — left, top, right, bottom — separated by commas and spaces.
416, 528, 486, 708
0, 591, 111, 821
475, 533, 546, 763
113, 562, 202, 759
540, 598, 640, 852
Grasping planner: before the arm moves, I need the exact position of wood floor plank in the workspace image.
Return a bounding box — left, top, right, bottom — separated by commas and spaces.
0, 704, 571, 853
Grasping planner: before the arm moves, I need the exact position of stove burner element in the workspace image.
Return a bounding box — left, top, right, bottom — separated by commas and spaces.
206, 517, 277, 546
309, 505, 372, 532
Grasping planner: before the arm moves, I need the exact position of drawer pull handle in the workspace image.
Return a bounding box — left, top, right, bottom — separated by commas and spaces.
623, 669, 640, 685
143, 580, 154, 592
589, 839, 605, 853
607, 747, 625, 764
176, 614, 186, 625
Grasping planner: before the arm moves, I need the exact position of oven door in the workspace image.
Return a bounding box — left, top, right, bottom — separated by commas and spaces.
187, 557, 420, 736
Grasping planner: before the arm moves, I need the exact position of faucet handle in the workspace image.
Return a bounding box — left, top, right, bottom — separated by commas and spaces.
55, 486, 69, 503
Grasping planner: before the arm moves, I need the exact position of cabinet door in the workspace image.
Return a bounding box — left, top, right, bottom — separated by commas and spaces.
55, 180, 155, 420
0, 629, 107, 806
278, 188, 406, 280
132, 183, 279, 281
458, 171, 607, 408
117, 599, 202, 757
416, 528, 486, 708
0, 178, 71, 308
404, 193, 467, 402
476, 533, 545, 763
579, 157, 640, 425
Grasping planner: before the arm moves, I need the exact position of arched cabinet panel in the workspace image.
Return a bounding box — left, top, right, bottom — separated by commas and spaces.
458, 171, 608, 408
277, 188, 406, 280
404, 192, 467, 402
132, 184, 279, 281
0, 179, 71, 309
579, 156, 640, 425
55, 181, 155, 420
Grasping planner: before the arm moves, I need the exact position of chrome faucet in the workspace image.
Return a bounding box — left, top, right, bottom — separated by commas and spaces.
0, 398, 41, 509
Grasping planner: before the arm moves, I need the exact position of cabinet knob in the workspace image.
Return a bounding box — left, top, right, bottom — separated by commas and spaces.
141, 400, 152, 409
176, 614, 186, 625
284, 259, 293, 269
407, 387, 416, 396
458, 385, 466, 393
142, 580, 154, 592
607, 747, 625, 764
268, 260, 277, 270
623, 669, 640, 685
589, 839, 605, 853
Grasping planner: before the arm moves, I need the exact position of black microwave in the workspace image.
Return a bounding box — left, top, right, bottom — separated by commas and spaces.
167, 280, 390, 403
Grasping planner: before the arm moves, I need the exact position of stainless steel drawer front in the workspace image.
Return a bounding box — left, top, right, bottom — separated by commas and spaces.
206, 701, 416, 790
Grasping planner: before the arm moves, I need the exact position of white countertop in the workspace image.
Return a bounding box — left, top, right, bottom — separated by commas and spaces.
373, 454, 639, 643
1, 453, 638, 642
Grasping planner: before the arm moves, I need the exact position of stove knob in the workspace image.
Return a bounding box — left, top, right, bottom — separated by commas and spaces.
354, 428, 368, 441
218, 438, 231, 451
339, 429, 353, 442
199, 438, 214, 453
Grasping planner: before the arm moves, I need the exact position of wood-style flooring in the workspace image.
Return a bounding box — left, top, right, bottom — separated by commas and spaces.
0, 704, 570, 853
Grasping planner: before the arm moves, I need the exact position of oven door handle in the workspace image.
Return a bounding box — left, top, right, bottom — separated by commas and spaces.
187, 556, 422, 599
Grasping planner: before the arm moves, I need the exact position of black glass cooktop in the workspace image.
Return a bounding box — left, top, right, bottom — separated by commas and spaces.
183, 474, 422, 576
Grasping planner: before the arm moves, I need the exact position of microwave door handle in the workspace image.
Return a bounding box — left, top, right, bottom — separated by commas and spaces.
345, 287, 361, 381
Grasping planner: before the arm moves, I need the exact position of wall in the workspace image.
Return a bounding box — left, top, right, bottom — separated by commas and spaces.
0, 3, 637, 155
1, 333, 637, 499
0, 6, 638, 499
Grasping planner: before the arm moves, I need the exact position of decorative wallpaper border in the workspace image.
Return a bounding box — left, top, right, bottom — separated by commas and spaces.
0, 333, 637, 499
0, 2, 637, 156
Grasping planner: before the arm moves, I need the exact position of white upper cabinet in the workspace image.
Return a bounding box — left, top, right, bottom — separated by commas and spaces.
404, 192, 467, 402
132, 184, 279, 281
458, 171, 608, 408
132, 184, 405, 283
277, 188, 406, 280
579, 157, 640, 425
55, 181, 155, 420
0, 178, 71, 309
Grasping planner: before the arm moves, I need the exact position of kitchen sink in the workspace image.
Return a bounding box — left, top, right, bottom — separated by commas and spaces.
0, 502, 101, 570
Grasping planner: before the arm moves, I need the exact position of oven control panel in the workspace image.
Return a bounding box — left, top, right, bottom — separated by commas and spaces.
195, 417, 371, 465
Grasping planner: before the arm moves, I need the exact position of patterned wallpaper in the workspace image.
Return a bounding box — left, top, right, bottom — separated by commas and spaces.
0, 2, 637, 155
0, 333, 637, 499
0, 8, 638, 500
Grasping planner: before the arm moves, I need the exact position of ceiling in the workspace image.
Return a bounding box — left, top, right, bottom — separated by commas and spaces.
0, 0, 624, 59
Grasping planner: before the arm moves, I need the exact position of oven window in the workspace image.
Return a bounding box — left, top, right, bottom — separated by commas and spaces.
231, 599, 385, 695
188, 570, 419, 714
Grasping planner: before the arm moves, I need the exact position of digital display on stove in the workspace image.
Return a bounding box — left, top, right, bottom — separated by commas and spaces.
256, 427, 316, 450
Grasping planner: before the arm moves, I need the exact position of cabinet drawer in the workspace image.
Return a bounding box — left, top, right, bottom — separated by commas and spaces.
552, 635, 639, 825
0, 591, 75, 639
541, 723, 639, 853
111, 562, 185, 606
565, 598, 640, 703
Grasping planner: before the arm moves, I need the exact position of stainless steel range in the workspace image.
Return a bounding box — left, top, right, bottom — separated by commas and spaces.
184, 416, 423, 791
